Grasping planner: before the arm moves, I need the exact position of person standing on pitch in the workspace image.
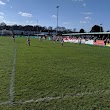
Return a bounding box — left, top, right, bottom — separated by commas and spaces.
61, 37, 64, 46
12, 32, 15, 42
78, 37, 81, 45
104, 38, 107, 46
27, 34, 30, 46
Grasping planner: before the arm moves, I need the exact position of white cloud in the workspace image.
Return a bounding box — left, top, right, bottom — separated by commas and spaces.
82, 12, 93, 15
0, 15, 15, 25
85, 16, 91, 20
0, 12, 4, 15
0, 12, 4, 22
0, 0, 6, 5
25, 20, 39, 26
2, 20, 16, 25
80, 21, 87, 24
83, 3, 86, 7
26, 20, 29, 23
0, 15, 4, 19
80, 16, 91, 24
18, 12, 33, 17
52, 15, 57, 18
26, 20, 33, 23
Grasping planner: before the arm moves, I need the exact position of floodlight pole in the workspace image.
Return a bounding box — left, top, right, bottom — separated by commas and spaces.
37, 20, 38, 37
100, 24, 102, 32
100, 24, 102, 38
56, 6, 59, 36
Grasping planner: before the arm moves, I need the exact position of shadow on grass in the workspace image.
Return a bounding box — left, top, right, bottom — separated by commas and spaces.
0, 44, 4, 45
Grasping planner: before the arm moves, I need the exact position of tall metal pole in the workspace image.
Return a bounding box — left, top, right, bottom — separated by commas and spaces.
100, 24, 102, 38
56, 6, 59, 35
100, 24, 102, 32
37, 20, 38, 37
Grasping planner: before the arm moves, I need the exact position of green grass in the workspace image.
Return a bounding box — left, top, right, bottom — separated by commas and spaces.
0, 37, 15, 102
0, 37, 110, 109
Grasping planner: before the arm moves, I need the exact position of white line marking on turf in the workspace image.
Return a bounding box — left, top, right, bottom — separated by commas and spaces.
16, 90, 110, 104
0, 101, 10, 106
0, 90, 110, 106
9, 48, 16, 103
21, 96, 61, 104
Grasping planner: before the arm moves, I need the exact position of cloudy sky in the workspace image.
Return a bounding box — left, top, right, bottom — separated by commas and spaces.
0, 0, 110, 32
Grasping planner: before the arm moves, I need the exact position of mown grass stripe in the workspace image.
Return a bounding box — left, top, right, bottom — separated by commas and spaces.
9, 48, 16, 104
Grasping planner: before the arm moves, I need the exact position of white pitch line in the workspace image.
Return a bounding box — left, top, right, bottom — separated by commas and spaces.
16, 89, 110, 105
9, 48, 16, 104
0, 101, 10, 106
16, 96, 61, 104
0, 89, 110, 106
21, 96, 61, 104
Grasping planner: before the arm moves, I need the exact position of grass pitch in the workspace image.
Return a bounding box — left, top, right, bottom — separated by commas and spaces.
0, 37, 15, 102
0, 36, 110, 109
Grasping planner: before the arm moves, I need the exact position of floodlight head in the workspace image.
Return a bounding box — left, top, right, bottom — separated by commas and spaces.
56, 6, 59, 8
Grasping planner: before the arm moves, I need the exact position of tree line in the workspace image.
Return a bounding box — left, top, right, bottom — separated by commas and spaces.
0, 22, 109, 35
